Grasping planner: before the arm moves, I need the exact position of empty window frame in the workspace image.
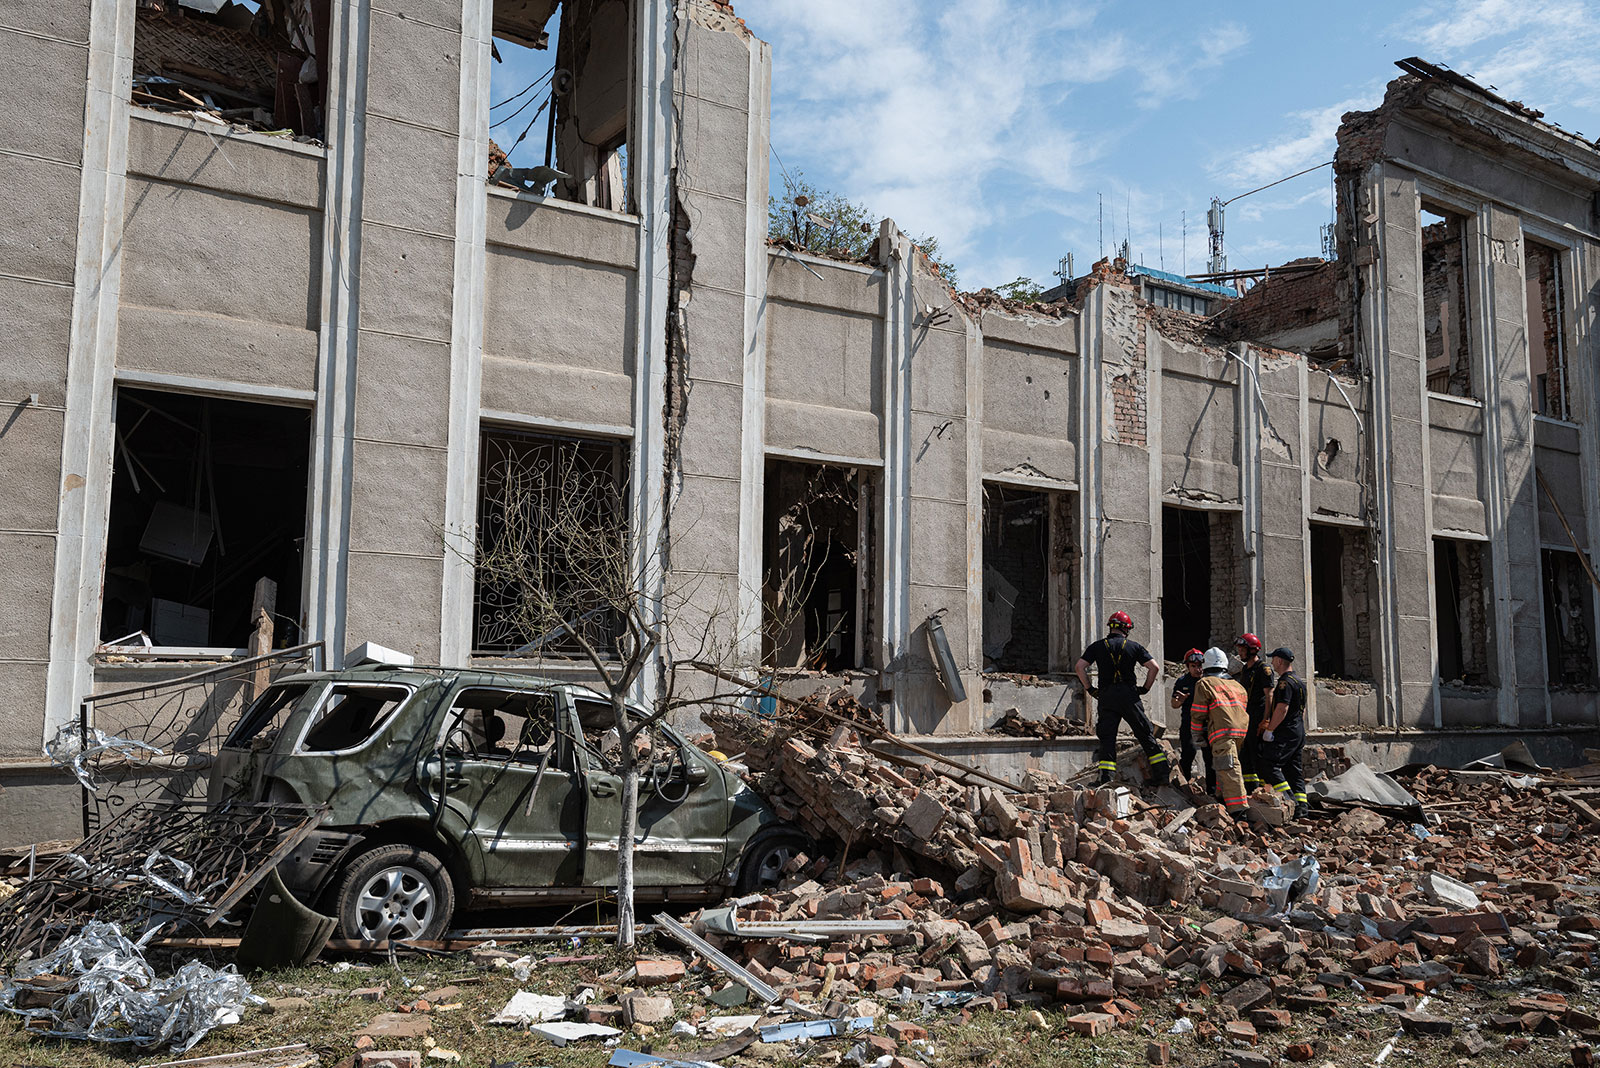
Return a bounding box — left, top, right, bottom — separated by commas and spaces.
1421, 204, 1474, 398
299, 683, 412, 752
1542, 549, 1598, 690
473, 429, 629, 657
1146, 285, 1210, 315
1525, 240, 1571, 421
487, 0, 631, 211
1434, 537, 1493, 686
131, 0, 330, 138
1161, 506, 1241, 658
762, 460, 870, 672
982, 485, 1073, 674
101, 388, 311, 651
442, 687, 562, 763
1308, 524, 1374, 679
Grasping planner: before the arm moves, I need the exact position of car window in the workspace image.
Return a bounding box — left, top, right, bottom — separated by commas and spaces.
300, 685, 411, 752
574, 697, 659, 773
444, 688, 560, 765
226, 683, 313, 750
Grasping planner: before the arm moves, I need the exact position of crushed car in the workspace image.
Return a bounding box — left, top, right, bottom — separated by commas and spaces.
208, 664, 805, 940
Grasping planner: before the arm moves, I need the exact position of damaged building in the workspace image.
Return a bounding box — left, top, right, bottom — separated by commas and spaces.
2, 0, 1600, 843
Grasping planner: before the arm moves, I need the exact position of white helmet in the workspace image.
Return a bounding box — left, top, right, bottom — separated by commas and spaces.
1202, 647, 1230, 671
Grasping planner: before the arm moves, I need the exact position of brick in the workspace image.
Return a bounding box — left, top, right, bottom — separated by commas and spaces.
358, 1015, 432, 1040
887, 1020, 928, 1042
1399, 1012, 1454, 1036
1284, 1043, 1315, 1062
1066, 1012, 1116, 1037
358, 1054, 422, 1068
1224, 1020, 1258, 1045
635, 958, 687, 986
1250, 1008, 1291, 1031
1203, 917, 1246, 942
621, 994, 675, 1025
1146, 1040, 1170, 1064
1219, 978, 1274, 1013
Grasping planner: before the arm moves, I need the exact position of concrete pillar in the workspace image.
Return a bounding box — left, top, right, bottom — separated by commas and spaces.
667, 6, 768, 696
1256, 350, 1313, 711
1480, 204, 1547, 723
41, 0, 133, 742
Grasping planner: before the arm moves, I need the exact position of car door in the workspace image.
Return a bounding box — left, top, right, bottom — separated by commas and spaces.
570, 695, 731, 889
419, 686, 583, 889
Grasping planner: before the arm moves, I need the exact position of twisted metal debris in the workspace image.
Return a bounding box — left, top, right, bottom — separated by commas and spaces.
44, 722, 163, 792
0, 921, 260, 1051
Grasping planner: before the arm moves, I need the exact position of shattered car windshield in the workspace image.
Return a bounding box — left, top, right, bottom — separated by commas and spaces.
225, 683, 313, 750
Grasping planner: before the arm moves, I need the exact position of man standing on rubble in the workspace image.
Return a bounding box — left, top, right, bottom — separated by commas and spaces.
1232, 633, 1271, 794
1190, 648, 1251, 818
1258, 646, 1309, 819
1172, 649, 1214, 792
1075, 611, 1168, 787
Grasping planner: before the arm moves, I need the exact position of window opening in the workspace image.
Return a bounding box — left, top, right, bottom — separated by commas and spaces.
1525, 241, 1570, 420
1542, 549, 1598, 690
473, 428, 629, 658
573, 696, 658, 773
1161, 507, 1241, 657
1309, 524, 1374, 679
300, 684, 410, 752
488, 0, 631, 210
102, 388, 310, 650
762, 460, 867, 672
1421, 205, 1474, 398
131, 0, 329, 139
1434, 537, 1492, 686
982, 485, 1055, 673
225, 681, 312, 749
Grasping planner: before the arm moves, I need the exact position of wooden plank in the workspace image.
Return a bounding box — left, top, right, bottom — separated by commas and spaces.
248, 577, 277, 700
1560, 792, 1600, 826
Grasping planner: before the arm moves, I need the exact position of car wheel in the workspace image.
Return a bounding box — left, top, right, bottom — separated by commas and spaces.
737, 831, 809, 893
333, 844, 455, 942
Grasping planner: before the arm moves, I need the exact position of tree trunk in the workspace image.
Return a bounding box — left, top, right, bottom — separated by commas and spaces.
615, 701, 638, 947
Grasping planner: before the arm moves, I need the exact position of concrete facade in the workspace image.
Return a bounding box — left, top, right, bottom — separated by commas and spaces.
3, 4, 1600, 841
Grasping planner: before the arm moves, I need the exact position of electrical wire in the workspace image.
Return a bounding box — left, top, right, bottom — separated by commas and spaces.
490, 64, 554, 110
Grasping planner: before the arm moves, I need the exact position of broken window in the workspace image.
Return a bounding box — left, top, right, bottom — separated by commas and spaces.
1525, 240, 1570, 420
442, 687, 560, 763
1161, 506, 1241, 657
1542, 550, 1597, 690
473, 428, 629, 657
1309, 524, 1373, 678
101, 388, 311, 651
487, 0, 631, 211
225, 681, 312, 749
982, 485, 1073, 674
131, 0, 329, 139
763, 461, 870, 672
1421, 205, 1474, 398
300, 683, 411, 752
1434, 537, 1493, 686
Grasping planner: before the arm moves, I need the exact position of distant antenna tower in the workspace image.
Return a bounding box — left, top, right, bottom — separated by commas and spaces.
1206, 196, 1226, 274
1320, 222, 1337, 261
1054, 254, 1074, 282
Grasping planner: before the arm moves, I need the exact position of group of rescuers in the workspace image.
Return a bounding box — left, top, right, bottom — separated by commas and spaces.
1074, 611, 1309, 820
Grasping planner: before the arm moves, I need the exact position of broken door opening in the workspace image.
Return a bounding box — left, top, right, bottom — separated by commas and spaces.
101, 387, 310, 651
1161, 506, 1241, 658
488, 0, 631, 211
982, 485, 1073, 674
1434, 537, 1493, 686
1309, 523, 1374, 678
473, 428, 629, 657
1421, 204, 1474, 398
763, 460, 869, 672
131, 0, 330, 139
1525, 240, 1570, 420
1542, 549, 1598, 690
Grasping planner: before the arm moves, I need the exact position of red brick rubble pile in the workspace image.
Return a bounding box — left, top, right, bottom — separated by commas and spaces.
697, 709, 1600, 1064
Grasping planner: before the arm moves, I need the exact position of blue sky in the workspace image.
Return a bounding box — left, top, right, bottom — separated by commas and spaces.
490, 0, 1600, 291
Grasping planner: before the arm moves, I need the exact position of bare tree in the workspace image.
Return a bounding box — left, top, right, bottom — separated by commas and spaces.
472, 437, 837, 944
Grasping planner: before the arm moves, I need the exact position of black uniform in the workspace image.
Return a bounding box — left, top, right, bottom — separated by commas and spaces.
1232, 659, 1272, 789
1082, 633, 1167, 779
1257, 671, 1308, 805
1172, 674, 1215, 791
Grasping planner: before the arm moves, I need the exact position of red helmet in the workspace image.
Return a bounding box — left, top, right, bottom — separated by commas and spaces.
1108, 611, 1133, 631
1183, 648, 1205, 664
1235, 633, 1262, 654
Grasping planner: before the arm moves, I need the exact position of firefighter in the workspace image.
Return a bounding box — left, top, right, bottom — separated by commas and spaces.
1074, 611, 1169, 786
1232, 633, 1272, 793
1258, 646, 1309, 819
1189, 647, 1251, 818
1172, 648, 1214, 791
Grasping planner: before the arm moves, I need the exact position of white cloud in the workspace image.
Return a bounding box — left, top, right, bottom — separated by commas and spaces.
1399, 0, 1600, 116
1218, 96, 1373, 187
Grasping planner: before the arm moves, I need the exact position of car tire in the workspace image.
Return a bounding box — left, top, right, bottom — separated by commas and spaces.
332, 843, 455, 942
737, 830, 809, 893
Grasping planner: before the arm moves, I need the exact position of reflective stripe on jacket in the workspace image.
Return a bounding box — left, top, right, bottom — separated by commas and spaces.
1191, 675, 1250, 746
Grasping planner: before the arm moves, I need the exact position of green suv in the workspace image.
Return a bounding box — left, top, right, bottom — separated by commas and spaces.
209, 664, 801, 941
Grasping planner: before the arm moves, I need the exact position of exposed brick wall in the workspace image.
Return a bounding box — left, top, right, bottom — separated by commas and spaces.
1209, 260, 1339, 346
1208, 512, 1242, 647
1525, 241, 1568, 418
1109, 372, 1146, 447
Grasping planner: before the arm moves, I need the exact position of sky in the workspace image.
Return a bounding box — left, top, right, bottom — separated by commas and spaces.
489, 0, 1600, 292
